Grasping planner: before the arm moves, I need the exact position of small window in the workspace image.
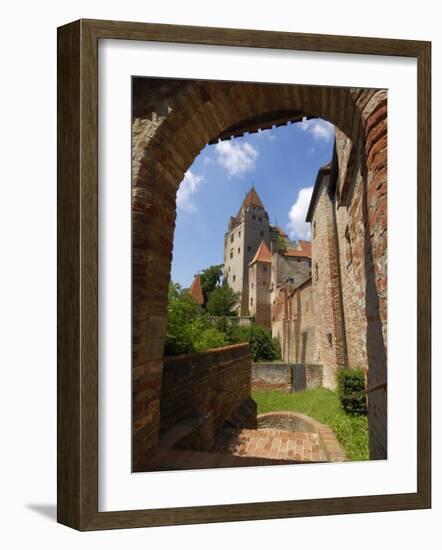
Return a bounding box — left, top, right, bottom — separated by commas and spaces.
252, 214, 256, 220
232, 275, 236, 282
238, 247, 240, 254
327, 333, 333, 347
228, 266, 231, 272
250, 298, 253, 306
230, 234, 234, 243
263, 266, 267, 272
238, 231, 241, 238
315, 263, 319, 281
247, 245, 251, 252
313, 220, 317, 239
260, 231, 264, 238
251, 283, 254, 289
258, 217, 262, 222
230, 249, 233, 259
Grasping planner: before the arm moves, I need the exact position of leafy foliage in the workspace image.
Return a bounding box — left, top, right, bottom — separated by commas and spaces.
228, 323, 281, 362
199, 264, 223, 305
206, 284, 239, 316
337, 368, 367, 415
193, 327, 227, 352
165, 282, 228, 356
165, 282, 202, 355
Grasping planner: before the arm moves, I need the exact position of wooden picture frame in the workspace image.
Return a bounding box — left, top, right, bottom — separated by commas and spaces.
57, 18, 431, 531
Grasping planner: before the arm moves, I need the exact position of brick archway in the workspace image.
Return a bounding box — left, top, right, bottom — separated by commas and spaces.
132, 80, 387, 469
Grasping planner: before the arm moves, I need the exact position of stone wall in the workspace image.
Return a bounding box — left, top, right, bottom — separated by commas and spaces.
249, 260, 271, 329
159, 344, 257, 453
252, 362, 323, 392
309, 168, 347, 388
272, 278, 317, 364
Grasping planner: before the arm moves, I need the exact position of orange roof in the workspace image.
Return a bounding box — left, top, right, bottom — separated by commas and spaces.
249, 241, 272, 265
188, 274, 204, 305
281, 240, 311, 259
235, 187, 265, 221
272, 225, 288, 238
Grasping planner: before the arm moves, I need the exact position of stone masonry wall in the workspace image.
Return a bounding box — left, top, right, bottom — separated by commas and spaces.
252, 362, 323, 392
249, 261, 271, 329
310, 172, 347, 389
160, 344, 256, 448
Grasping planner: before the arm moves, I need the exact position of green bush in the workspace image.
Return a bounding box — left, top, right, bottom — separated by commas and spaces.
193, 327, 227, 352
227, 323, 281, 362
337, 368, 367, 415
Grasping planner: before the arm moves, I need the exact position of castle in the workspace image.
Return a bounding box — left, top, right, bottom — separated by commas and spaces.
223, 125, 386, 414
223, 187, 312, 328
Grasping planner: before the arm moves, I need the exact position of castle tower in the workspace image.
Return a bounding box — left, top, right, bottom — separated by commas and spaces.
248, 241, 272, 329
223, 186, 278, 315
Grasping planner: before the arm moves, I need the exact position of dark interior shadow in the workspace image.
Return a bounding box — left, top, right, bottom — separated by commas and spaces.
26, 504, 57, 522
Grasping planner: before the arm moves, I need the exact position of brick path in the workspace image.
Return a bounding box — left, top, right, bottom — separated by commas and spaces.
214, 427, 327, 462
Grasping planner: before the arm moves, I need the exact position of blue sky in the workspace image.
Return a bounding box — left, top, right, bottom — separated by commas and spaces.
171, 118, 335, 287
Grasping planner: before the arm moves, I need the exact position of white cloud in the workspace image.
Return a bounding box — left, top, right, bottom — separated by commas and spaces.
287, 186, 313, 240
177, 170, 204, 212
300, 118, 335, 142
214, 140, 259, 177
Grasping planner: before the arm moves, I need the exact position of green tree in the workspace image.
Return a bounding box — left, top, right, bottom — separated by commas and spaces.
165, 282, 202, 355
206, 284, 239, 316
199, 264, 223, 305
228, 323, 281, 362
165, 281, 229, 356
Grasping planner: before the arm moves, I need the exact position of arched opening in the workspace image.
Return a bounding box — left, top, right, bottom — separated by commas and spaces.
132, 78, 387, 470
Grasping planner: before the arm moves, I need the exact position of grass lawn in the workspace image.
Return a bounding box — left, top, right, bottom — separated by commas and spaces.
252, 388, 369, 461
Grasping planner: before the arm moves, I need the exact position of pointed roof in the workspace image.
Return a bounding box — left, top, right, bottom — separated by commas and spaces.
188, 274, 204, 305
242, 186, 264, 209
236, 186, 265, 221
249, 241, 272, 266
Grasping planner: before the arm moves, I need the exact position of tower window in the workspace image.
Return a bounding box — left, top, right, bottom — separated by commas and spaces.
238, 231, 241, 238
230, 234, 234, 243
238, 247, 240, 254
230, 249, 233, 259
327, 333, 333, 347
232, 275, 236, 282
315, 263, 319, 281
250, 298, 253, 306
313, 220, 317, 239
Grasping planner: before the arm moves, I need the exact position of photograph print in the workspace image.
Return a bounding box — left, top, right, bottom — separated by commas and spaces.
131, 77, 387, 473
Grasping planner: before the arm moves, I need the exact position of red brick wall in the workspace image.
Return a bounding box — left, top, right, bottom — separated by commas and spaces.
160, 344, 256, 449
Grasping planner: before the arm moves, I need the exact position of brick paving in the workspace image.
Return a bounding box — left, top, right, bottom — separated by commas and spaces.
214, 428, 327, 462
